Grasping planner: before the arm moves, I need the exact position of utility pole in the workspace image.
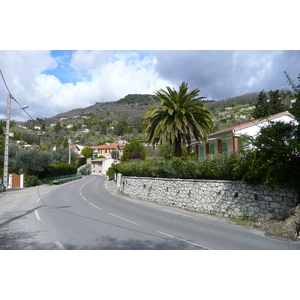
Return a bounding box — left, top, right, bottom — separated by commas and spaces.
3, 94, 11, 190
68, 135, 71, 164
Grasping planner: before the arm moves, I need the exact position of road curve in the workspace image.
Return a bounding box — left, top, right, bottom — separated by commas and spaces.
6, 175, 300, 250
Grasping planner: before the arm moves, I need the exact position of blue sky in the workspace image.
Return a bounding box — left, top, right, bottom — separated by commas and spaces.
1, 50, 300, 121
42, 50, 78, 84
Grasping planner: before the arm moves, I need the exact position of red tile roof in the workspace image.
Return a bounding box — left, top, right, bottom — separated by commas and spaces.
91, 143, 126, 150
209, 111, 294, 137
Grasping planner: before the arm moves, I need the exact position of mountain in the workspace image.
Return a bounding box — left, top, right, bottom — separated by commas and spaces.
43, 94, 158, 124
16, 89, 294, 148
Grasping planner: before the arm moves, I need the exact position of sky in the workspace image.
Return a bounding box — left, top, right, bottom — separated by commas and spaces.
1, 50, 299, 121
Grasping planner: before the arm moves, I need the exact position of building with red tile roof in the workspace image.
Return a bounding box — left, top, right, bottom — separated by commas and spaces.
90, 143, 126, 158
187, 111, 296, 158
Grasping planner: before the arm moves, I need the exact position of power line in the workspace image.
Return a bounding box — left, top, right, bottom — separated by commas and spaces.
0, 69, 12, 94
0, 69, 36, 123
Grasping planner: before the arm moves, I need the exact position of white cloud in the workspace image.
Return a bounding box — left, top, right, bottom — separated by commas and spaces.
2, 50, 298, 122
1, 50, 174, 121
70, 50, 108, 69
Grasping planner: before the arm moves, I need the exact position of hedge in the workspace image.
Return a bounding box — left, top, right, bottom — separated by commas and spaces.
47, 162, 77, 178
112, 154, 242, 181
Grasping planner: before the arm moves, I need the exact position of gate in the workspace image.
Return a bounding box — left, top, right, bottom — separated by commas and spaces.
8, 173, 24, 189
12, 173, 21, 188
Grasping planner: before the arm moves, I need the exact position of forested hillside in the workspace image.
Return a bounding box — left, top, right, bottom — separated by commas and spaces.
8, 88, 295, 149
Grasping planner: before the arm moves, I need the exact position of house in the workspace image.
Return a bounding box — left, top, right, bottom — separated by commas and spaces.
187, 111, 296, 158
91, 157, 115, 175
91, 143, 126, 158
72, 144, 86, 155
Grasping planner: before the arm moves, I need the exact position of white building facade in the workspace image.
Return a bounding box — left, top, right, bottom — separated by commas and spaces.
187, 111, 296, 158
91, 158, 115, 175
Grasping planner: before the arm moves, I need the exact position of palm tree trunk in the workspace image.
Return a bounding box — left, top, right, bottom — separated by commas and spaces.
174, 136, 182, 157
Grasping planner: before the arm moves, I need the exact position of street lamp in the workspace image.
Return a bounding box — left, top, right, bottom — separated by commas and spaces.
2, 93, 28, 190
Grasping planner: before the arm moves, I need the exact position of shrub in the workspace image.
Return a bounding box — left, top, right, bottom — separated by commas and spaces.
107, 167, 115, 180
121, 141, 146, 162
113, 154, 239, 181
25, 175, 41, 187
47, 162, 77, 178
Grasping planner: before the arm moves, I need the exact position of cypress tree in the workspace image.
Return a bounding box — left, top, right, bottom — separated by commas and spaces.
268, 90, 287, 115
253, 90, 269, 119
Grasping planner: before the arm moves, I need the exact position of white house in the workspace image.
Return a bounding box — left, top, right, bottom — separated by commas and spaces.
91, 158, 116, 175
187, 111, 296, 158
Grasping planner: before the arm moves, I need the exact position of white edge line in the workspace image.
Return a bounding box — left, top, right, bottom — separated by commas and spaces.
109, 213, 139, 225
157, 231, 175, 238
157, 231, 211, 250
34, 209, 41, 221
89, 202, 102, 210
55, 241, 66, 250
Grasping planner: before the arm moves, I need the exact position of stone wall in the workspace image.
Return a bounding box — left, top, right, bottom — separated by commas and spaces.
116, 174, 299, 220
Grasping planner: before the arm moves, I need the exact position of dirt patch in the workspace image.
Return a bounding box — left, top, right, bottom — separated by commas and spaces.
229, 203, 300, 241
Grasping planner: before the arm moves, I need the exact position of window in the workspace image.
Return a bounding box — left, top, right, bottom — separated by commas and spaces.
222, 142, 228, 153
209, 144, 215, 154
238, 139, 243, 151
199, 146, 204, 158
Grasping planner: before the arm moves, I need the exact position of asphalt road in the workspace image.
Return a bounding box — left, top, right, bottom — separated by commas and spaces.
1, 175, 300, 250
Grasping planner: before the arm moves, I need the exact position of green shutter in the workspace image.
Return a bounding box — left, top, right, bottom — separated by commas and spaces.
238, 139, 243, 151
199, 146, 204, 158
222, 142, 228, 153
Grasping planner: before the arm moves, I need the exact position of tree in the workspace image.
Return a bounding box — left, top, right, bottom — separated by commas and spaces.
54, 122, 62, 133
143, 82, 213, 157
52, 147, 76, 164
253, 89, 287, 119
235, 121, 300, 187
81, 147, 93, 158
13, 149, 53, 178
269, 89, 287, 115
121, 140, 146, 162
285, 71, 300, 121
252, 90, 269, 119
114, 119, 129, 136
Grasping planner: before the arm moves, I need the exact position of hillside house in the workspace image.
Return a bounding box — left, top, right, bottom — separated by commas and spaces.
91, 158, 115, 175
187, 111, 296, 158
91, 143, 126, 158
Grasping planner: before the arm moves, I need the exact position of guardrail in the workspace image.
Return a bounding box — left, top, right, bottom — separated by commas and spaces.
51, 174, 82, 184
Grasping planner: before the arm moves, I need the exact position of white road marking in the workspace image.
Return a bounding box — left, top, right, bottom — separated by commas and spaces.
55, 241, 66, 250
34, 209, 41, 221
162, 209, 199, 219
36, 197, 41, 203
109, 213, 139, 225
79, 177, 98, 202
157, 231, 175, 238
89, 202, 102, 210
157, 231, 211, 250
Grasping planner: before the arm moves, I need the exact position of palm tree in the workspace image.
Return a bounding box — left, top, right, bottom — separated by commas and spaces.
143, 82, 213, 157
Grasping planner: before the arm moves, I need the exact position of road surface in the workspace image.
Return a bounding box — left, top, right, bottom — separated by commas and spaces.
1, 175, 300, 250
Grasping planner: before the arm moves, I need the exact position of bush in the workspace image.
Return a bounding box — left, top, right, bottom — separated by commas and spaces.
47, 162, 77, 178
121, 141, 146, 162
25, 175, 41, 187
233, 122, 300, 188
113, 153, 239, 180
107, 167, 115, 180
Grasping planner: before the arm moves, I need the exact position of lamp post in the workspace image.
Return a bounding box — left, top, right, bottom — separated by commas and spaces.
2, 93, 28, 190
